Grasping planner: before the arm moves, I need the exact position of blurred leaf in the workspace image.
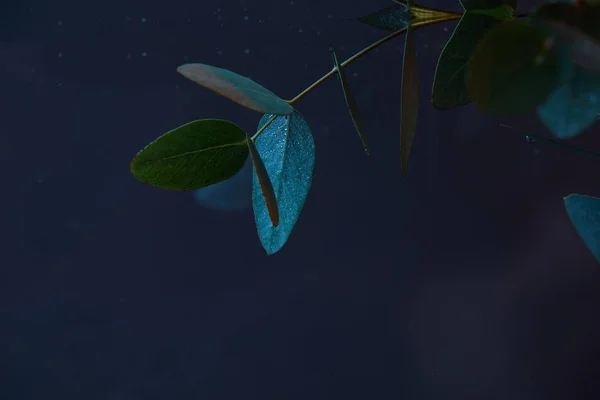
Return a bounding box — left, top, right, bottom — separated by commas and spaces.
253, 112, 315, 255
536, 2, 600, 71
193, 156, 253, 211
247, 135, 279, 227
538, 59, 600, 139
400, 26, 419, 176
564, 194, 600, 263
432, 12, 500, 110
466, 20, 560, 114
330, 49, 370, 155
177, 63, 293, 115
130, 119, 249, 191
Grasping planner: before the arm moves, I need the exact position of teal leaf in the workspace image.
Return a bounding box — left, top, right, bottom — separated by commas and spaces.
247, 135, 279, 227
177, 63, 293, 115
400, 26, 419, 176
331, 49, 371, 155
356, 2, 412, 32
564, 194, 600, 263
130, 119, 249, 191
252, 111, 315, 255
537, 63, 600, 139
432, 12, 501, 110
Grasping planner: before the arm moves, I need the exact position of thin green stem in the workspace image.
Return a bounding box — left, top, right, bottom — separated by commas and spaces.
288, 16, 461, 106
500, 124, 600, 160
251, 12, 462, 141
288, 28, 407, 105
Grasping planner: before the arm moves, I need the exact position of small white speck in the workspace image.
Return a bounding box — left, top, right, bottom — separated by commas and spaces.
126, 53, 131, 60
57, 20, 63, 26
244, 48, 250, 54
217, 50, 223, 56
57, 52, 63, 58
298, 28, 303, 32
141, 51, 147, 57
352, 72, 359, 77
244, 15, 249, 20
141, 17, 146, 22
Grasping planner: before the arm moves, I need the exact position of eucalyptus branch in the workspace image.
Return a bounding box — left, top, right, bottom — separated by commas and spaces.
252, 13, 462, 142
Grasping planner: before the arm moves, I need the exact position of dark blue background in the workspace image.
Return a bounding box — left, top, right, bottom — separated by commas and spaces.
2, 0, 600, 399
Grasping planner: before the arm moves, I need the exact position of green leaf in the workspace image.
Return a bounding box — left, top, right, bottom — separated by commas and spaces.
564, 194, 600, 263
460, 0, 516, 10
471, 4, 516, 19
330, 49, 371, 155
130, 119, 249, 191
246, 135, 279, 227
252, 111, 315, 255
177, 63, 293, 115
400, 26, 419, 176
431, 12, 501, 110
356, 2, 412, 32
466, 20, 560, 114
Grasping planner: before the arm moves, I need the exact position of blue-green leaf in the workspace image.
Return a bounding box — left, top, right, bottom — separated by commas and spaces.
564, 194, 600, 263
537, 64, 600, 139
356, 2, 412, 32
331, 49, 371, 155
177, 63, 293, 115
252, 111, 315, 255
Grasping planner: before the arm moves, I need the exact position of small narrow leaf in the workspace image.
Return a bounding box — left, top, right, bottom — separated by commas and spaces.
130, 119, 249, 191
247, 135, 279, 227
253, 111, 315, 255
400, 26, 419, 176
331, 50, 371, 155
177, 63, 293, 115
564, 194, 600, 263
